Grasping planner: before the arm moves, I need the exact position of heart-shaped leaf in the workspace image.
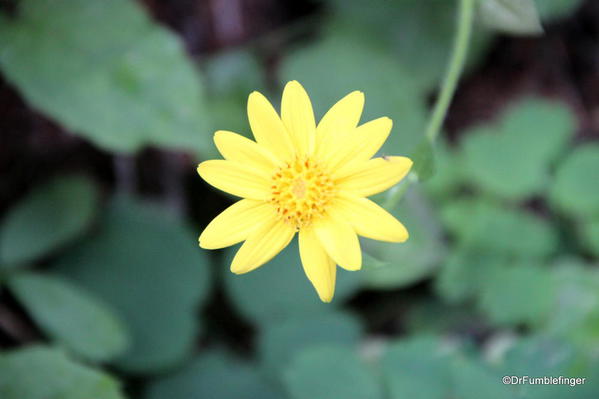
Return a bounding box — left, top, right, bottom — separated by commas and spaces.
440, 199, 557, 257
550, 144, 599, 218
460, 99, 574, 200
478, 262, 556, 326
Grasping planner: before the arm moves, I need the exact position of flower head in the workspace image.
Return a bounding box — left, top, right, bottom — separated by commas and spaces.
197, 81, 412, 302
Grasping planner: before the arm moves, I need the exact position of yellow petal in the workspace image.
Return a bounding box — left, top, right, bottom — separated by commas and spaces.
327, 117, 392, 170
197, 160, 271, 200
335, 195, 408, 242
247, 91, 295, 161
299, 228, 336, 302
281, 81, 316, 156
314, 215, 361, 271
315, 91, 364, 161
352, 117, 393, 160
214, 130, 280, 174
199, 199, 277, 249
335, 156, 412, 197
231, 217, 295, 274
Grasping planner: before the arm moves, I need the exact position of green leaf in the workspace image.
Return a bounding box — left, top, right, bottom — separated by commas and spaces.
534, 0, 584, 20
479, 263, 556, 326
462, 125, 539, 199
204, 49, 264, 100
0, 346, 125, 399
423, 139, 464, 200
381, 336, 454, 399
0, 0, 210, 153
500, 337, 578, 398
435, 248, 504, 303
282, 346, 383, 399
361, 252, 390, 270
7, 272, 129, 362
258, 312, 362, 380
382, 336, 518, 399
440, 199, 557, 257
203, 49, 265, 145
501, 99, 574, 161
0, 175, 99, 267
478, 0, 544, 36
145, 350, 282, 399
460, 99, 574, 200
411, 139, 435, 181
382, 336, 599, 399
547, 260, 599, 351
499, 335, 599, 398
280, 29, 427, 156
550, 144, 599, 218
451, 356, 514, 399
436, 199, 558, 316
54, 197, 211, 374
225, 239, 362, 325
326, 0, 493, 91
581, 219, 599, 257
364, 187, 445, 289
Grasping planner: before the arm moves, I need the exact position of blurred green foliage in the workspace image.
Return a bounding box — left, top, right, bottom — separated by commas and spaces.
283, 345, 383, 399
54, 198, 211, 374
535, 0, 585, 19
362, 187, 446, 289
460, 99, 574, 200
280, 29, 427, 157
146, 350, 281, 399
225, 240, 362, 324
550, 144, 599, 217
478, 0, 543, 35
0, 346, 125, 399
258, 312, 362, 382
0, 175, 99, 267
0, 0, 597, 398
0, 0, 210, 153
7, 272, 129, 362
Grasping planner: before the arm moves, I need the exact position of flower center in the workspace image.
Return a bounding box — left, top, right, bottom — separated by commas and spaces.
270, 157, 334, 230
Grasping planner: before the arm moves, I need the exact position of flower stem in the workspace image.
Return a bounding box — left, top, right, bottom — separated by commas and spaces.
384, 0, 475, 211
424, 0, 475, 143
383, 174, 415, 210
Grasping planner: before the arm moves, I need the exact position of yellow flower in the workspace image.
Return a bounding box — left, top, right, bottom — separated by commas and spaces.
197, 81, 412, 302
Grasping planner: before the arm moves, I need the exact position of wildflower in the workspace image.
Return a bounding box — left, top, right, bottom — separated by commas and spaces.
197, 81, 412, 302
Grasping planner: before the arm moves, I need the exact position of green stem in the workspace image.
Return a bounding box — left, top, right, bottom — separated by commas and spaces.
424, 0, 475, 143
383, 174, 413, 210
384, 0, 475, 211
